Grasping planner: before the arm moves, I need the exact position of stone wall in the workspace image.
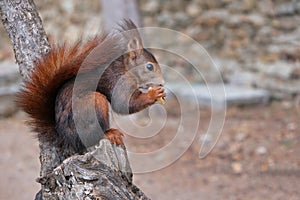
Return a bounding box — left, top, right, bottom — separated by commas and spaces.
140, 0, 300, 98
0, 0, 299, 98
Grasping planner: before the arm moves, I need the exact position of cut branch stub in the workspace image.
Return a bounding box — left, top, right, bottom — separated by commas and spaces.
38, 140, 149, 200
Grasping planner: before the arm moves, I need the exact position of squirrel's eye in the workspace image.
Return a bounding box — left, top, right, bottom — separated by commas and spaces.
146, 63, 154, 71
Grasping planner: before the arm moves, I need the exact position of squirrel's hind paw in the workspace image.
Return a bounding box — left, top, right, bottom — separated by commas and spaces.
104, 129, 124, 145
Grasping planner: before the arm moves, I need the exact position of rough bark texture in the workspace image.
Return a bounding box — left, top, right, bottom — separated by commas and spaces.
0, 1, 150, 199
0, 0, 50, 80
36, 140, 149, 200
0, 0, 60, 179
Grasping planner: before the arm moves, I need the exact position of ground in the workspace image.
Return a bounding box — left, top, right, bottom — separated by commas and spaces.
0, 101, 299, 200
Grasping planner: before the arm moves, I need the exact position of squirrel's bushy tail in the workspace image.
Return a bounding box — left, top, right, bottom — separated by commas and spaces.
16, 19, 140, 144
16, 37, 101, 142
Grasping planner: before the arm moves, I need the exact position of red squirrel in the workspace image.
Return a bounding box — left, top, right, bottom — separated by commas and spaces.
17, 20, 166, 155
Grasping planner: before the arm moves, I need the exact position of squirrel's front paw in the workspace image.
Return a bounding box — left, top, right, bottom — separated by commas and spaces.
104, 129, 124, 145
148, 86, 166, 104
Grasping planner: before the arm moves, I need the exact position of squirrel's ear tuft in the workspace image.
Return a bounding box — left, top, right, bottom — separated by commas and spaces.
119, 19, 144, 59
127, 37, 143, 60
119, 19, 138, 32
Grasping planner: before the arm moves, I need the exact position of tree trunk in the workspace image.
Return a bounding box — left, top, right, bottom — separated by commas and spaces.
0, 1, 150, 199
101, 0, 141, 31
0, 0, 50, 80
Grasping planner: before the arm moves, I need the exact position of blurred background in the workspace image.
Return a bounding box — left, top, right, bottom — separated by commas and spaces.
0, 0, 299, 199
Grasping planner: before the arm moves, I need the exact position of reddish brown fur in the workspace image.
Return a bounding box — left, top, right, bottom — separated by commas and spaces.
104, 129, 124, 145
16, 20, 166, 154
16, 37, 101, 142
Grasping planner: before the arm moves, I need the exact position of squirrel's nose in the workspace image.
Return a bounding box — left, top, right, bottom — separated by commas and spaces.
160, 79, 165, 86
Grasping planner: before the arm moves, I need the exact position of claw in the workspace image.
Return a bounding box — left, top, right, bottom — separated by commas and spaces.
148, 86, 166, 105
104, 129, 124, 145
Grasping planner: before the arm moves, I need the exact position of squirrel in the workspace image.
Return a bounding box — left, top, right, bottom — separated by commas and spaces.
16, 20, 166, 155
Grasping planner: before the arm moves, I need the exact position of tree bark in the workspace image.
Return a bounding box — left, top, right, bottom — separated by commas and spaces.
0, 0, 50, 80
0, 1, 150, 199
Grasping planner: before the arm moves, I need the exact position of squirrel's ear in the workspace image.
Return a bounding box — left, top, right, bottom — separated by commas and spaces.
127, 37, 143, 60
